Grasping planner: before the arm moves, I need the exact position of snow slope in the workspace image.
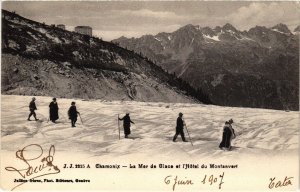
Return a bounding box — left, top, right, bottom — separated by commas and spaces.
1, 95, 298, 159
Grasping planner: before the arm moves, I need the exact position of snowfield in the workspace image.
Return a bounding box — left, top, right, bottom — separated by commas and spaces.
1, 95, 298, 191
1, 95, 298, 158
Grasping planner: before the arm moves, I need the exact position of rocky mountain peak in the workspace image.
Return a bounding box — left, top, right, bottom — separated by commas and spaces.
156, 32, 171, 39
214, 26, 222, 33
222, 23, 238, 32
271, 23, 291, 34
114, 36, 129, 41
177, 24, 197, 32
200, 26, 216, 36
248, 25, 269, 34
294, 25, 300, 32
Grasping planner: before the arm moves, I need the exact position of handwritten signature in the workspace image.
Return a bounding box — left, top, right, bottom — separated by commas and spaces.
269, 176, 293, 189
5, 144, 60, 190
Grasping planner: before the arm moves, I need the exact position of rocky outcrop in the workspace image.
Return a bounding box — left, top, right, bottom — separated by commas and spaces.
1, 9, 198, 103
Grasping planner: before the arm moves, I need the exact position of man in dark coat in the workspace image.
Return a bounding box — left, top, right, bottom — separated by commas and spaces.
119, 113, 135, 138
68, 101, 80, 127
28, 97, 38, 121
49, 98, 59, 123
219, 119, 236, 150
173, 112, 187, 142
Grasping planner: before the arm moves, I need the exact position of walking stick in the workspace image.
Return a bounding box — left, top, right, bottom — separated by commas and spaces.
184, 124, 193, 146
79, 113, 83, 125
118, 114, 120, 140
233, 123, 243, 136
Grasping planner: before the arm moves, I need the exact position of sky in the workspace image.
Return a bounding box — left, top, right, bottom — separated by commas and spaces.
2, 1, 300, 41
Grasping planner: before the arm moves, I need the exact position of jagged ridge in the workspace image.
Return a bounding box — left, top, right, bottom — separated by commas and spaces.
113, 23, 299, 110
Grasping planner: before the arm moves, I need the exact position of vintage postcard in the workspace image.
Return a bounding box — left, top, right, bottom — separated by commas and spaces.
0, 1, 299, 191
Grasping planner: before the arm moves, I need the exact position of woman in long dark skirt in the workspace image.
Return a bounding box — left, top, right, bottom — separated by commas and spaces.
49, 98, 59, 123
219, 119, 236, 150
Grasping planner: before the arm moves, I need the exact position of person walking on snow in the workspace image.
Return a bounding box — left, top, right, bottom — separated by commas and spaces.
219, 119, 236, 151
49, 98, 59, 123
27, 97, 38, 121
173, 112, 187, 142
68, 102, 80, 127
119, 113, 135, 138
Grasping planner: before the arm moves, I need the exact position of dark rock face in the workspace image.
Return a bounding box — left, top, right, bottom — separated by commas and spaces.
114, 23, 299, 110
271, 23, 292, 34
1, 9, 198, 103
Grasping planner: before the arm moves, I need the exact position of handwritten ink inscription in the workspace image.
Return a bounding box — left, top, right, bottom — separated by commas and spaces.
164, 175, 194, 191
269, 176, 293, 189
4, 146, 295, 191
164, 173, 224, 191
5, 144, 60, 190
201, 172, 225, 189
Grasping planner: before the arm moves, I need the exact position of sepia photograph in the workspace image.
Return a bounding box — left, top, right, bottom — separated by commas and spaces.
1, 1, 299, 191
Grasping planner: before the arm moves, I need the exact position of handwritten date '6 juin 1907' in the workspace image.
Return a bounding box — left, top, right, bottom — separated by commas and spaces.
164, 172, 225, 191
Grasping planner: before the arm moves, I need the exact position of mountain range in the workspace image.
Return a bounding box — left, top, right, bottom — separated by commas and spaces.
113, 23, 299, 110
1, 9, 206, 103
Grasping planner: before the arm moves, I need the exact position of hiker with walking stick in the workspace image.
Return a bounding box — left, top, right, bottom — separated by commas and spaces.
118, 113, 134, 138
68, 101, 80, 127
173, 112, 188, 143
